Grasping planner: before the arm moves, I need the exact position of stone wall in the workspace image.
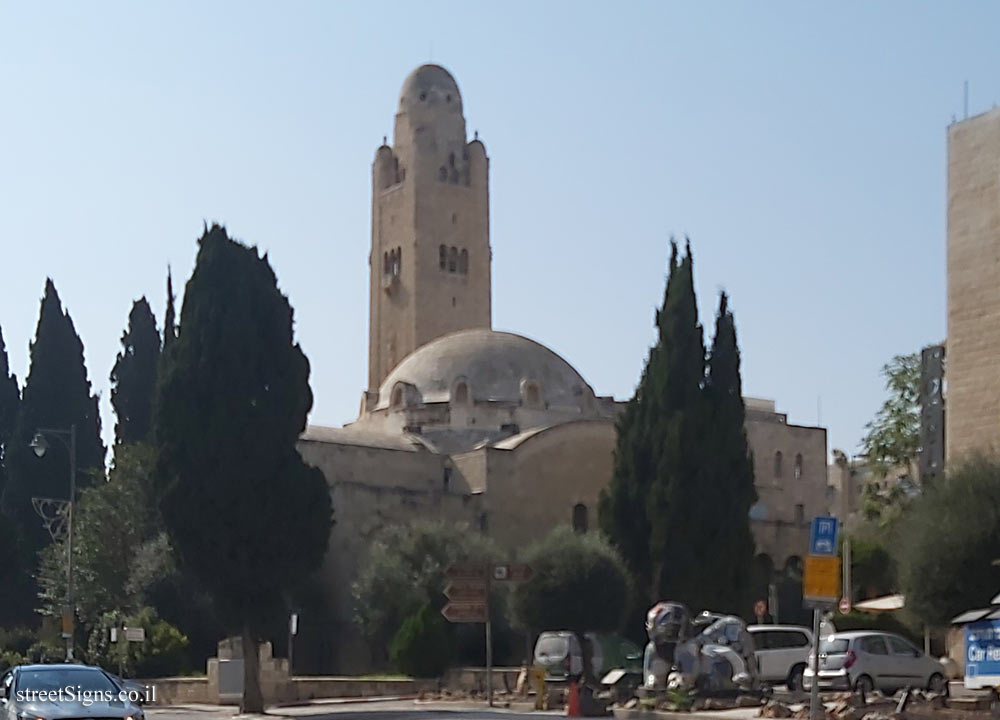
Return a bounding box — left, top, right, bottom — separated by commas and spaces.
947, 107, 1000, 462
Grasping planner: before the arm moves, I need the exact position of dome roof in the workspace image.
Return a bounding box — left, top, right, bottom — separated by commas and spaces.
398, 64, 463, 115
375, 329, 596, 410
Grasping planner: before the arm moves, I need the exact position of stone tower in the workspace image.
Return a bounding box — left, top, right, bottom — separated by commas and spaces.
367, 64, 491, 396
947, 106, 1000, 462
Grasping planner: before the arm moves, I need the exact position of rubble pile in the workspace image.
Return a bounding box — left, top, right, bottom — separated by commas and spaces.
758, 691, 986, 720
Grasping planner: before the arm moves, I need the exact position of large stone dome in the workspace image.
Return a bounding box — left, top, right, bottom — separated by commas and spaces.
375, 329, 596, 411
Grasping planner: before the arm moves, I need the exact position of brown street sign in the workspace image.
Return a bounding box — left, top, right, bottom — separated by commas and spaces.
445, 580, 488, 602
441, 601, 488, 623
445, 563, 487, 580
492, 563, 533, 582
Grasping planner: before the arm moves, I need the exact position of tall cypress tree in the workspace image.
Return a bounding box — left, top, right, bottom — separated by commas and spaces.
110, 298, 161, 446
600, 240, 708, 604
0, 324, 20, 495
704, 292, 757, 615
1, 280, 106, 556
156, 225, 331, 712
163, 267, 177, 353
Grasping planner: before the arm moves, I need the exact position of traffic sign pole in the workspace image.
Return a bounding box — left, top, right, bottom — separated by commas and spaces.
810, 608, 821, 720
485, 563, 493, 708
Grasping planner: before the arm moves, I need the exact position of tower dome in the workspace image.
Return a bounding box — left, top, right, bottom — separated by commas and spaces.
398, 64, 463, 116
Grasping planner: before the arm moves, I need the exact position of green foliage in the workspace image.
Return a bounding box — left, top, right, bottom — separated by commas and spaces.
111, 298, 160, 447
667, 685, 696, 712
389, 604, 453, 678
1, 279, 106, 556
510, 526, 631, 634
846, 532, 897, 599
896, 455, 1000, 626
0, 324, 20, 496
37, 444, 159, 632
860, 353, 920, 480
162, 268, 177, 353
353, 519, 501, 659
155, 224, 332, 631
601, 241, 755, 614
86, 607, 189, 678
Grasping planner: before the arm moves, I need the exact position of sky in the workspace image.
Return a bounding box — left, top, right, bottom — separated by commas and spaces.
1, 1, 998, 460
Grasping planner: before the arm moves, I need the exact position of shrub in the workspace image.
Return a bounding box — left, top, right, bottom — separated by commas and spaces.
389, 604, 453, 678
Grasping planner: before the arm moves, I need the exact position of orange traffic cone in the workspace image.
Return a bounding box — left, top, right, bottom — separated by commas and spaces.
566, 680, 581, 717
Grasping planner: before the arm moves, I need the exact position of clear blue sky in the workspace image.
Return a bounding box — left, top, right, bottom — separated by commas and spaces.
2, 1, 998, 459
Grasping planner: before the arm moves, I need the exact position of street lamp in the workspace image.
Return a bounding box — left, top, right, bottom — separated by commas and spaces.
30, 425, 77, 662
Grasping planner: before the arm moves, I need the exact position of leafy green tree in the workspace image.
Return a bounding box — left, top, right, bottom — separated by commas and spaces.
353, 519, 501, 662
896, 455, 1000, 625
600, 241, 709, 605
110, 299, 160, 447
1, 279, 105, 559
37, 444, 158, 633
155, 225, 331, 712
389, 604, 454, 678
860, 353, 920, 480
86, 606, 189, 678
510, 526, 631, 684
702, 292, 757, 615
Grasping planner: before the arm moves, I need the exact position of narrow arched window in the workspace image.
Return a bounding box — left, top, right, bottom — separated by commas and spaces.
448, 246, 457, 272
459, 249, 468, 274
572, 503, 588, 533
774, 451, 783, 479
794, 453, 803, 480
453, 381, 469, 404
439, 244, 447, 270
478, 512, 488, 533
395, 247, 401, 275
443, 466, 452, 492
383, 251, 389, 275
390, 386, 404, 408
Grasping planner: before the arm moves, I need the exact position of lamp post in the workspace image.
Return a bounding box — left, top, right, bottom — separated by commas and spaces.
30, 424, 77, 662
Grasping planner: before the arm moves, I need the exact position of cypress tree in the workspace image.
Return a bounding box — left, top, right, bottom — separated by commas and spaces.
600, 240, 708, 604
0, 324, 20, 495
703, 292, 757, 615
110, 298, 161, 446
1, 279, 106, 556
155, 225, 331, 713
163, 267, 177, 353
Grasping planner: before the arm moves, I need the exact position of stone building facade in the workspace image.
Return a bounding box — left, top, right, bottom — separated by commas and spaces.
296, 64, 829, 672
947, 107, 1000, 462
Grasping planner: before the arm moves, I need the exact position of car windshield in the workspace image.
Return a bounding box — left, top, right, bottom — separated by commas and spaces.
820, 638, 850, 654
536, 636, 569, 656
16, 668, 118, 694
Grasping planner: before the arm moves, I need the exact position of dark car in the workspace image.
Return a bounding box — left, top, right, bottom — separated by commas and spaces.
0, 664, 145, 720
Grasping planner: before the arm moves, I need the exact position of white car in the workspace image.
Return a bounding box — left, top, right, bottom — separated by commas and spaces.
803, 631, 947, 695
748, 624, 813, 690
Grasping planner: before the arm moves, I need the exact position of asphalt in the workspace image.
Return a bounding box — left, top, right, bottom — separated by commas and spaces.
148, 699, 561, 720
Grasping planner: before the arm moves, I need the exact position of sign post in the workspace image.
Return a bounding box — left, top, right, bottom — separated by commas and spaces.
804, 516, 839, 720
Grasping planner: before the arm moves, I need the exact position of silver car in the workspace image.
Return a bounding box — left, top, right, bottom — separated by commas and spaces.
0, 664, 145, 720
803, 631, 947, 695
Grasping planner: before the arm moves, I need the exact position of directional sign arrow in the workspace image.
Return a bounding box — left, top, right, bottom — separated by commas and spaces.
441, 601, 488, 623
445, 580, 488, 602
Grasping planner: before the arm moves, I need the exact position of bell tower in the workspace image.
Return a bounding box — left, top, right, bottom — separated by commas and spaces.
367, 64, 492, 396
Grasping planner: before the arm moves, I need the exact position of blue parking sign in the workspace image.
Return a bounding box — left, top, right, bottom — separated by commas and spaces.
809, 516, 838, 555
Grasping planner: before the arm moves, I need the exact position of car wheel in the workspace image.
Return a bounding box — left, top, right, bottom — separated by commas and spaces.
927, 673, 947, 694
787, 664, 806, 692
854, 675, 875, 696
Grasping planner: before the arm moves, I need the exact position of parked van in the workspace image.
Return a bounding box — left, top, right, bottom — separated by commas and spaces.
748, 624, 813, 690
533, 631, 642, 682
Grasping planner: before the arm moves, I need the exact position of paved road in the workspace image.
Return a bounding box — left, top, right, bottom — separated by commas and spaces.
148, 699, 559, 720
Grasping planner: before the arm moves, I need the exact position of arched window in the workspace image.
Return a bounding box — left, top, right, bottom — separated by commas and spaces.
521, 380, 542, 408
395, 246, 401, 275
572, 503, 588, 533
478, 512, 488, 533
439, 244, 447, 270
448, 246, 457, 272
459, 249, 468, 274
774, 451, 783, 479
390, 385, 404, 409
443, 466, 452, 492
794, 503, 804, 523
794, 453, 803, 480
448, 152, 455, 167
383, 251, 389, 275
453, 381, 469, 404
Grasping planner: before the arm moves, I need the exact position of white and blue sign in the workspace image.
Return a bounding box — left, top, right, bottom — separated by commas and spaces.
965, 619, 1000, 689
809, 516, 839, 555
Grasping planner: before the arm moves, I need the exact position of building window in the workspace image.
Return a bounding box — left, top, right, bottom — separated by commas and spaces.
774, 451, 783, 479
794, 504, 804, 523
383, 251, 389, 275
390, 385, 404, 409
459, 249, 468, 274
439, 244, 447, 270
448, 246, 457, 272
794, 453, 803, 480
448, 152, 455, 167
453, 380, 469, 404
478, 512, 488, 533
439, 166, 447, 181
443, 466, 452, 492
572, 503, 588, 533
